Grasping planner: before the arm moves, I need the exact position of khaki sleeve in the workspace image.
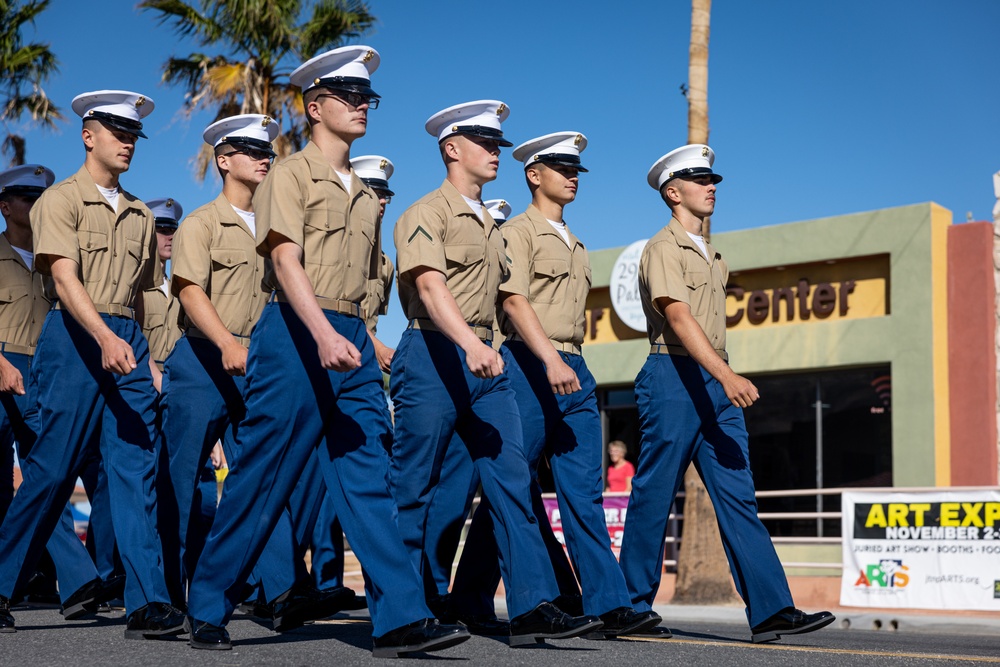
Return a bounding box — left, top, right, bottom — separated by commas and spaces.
642, 239, 690, 306
30, 187, 80, 275
393, 203, 446, 276
498, 222, 532, 297
169, 215, 214, 294
254, 163, 304, 256
138, 210, 159, 291
380, 255, 395, 316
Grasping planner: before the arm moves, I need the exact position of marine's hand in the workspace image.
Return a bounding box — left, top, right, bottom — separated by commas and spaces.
0, 359, 24, 395
222, 340, 248, 376
465, 343, 503, 379
723, 372, 759, 408
546, 357, 581, 395
98, 331, 137, 375
317, 329, 362, 372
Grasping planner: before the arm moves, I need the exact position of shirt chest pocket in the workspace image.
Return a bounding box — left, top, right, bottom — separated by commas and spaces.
303, 207, 347, 266
444, 243, 486, 295
79, 230, 109, 283
532, 257, 570, 304
0, 282, 29, 305
210, 248, 249, 296
144, 309, 165, 331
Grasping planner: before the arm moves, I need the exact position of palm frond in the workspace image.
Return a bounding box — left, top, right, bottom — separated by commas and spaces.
298, 0, 375, 58
138, 0, 226, 45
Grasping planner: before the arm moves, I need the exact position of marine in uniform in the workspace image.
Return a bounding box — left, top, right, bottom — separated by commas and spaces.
618, 144, 834, 643
184, 47, 469, 657
0, 164, 108, 627
458, 132, 660, 638
0, 90, 184, 638
163, 115, 327, 627
390, 100, 601, 645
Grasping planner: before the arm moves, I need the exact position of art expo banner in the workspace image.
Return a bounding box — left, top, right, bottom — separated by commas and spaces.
841, 491, 1000, 610
543, 494, 629, 551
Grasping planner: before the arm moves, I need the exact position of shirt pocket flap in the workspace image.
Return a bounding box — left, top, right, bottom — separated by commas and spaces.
445, 243, 484, 267
684, 265, 710, 289
0, 283, 29, 303
210, 248, 249, 268
80, 230, 109, 253
145, 310, 165, 329
304, 208, 347, 233
534, 257, 570, 278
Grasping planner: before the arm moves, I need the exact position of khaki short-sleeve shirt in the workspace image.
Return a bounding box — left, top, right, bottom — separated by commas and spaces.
170, 193, 268, 336
363, 252, 395, 332
0, 235, 50, 347
393, 179, 507, 326
497, 205, 591, 346
254, 141, 381, 306
142, 283, 181, 363
639, 217, 728, 355
30, 165, 155, 306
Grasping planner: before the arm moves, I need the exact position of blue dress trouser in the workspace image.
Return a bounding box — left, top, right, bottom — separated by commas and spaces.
389, 328, 559, 619
0, 350, 98, 603
619, 354, 794, 627
187, 302, 429, 635
0, 311, 170, 613
454, 342, 626, 616
80, 456, 123, 583
161, 334, 302, 602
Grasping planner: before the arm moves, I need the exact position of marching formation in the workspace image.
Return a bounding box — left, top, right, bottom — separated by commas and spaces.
0, 45, 835, 657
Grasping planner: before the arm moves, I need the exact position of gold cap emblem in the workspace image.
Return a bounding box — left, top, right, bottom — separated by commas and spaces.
701, 146, 709, 157
451, 125, 458, 132
363, 50, 374, 63
261, 116, 273, 127
34, 166, 44, 175
165, 199, 174, 208
574, 134, 583, 146
378, 158, 388, 169
314, 77, 321, 85
496, 103, 506, 116
532, 154, 539, 162
135, 96, 146, 108
499, 200, 507, 208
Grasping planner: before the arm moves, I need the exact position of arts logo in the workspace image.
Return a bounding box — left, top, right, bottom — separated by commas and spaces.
854, 559, 910, 588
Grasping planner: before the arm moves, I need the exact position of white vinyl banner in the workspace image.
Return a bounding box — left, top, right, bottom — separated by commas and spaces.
840, 491, 1000, 610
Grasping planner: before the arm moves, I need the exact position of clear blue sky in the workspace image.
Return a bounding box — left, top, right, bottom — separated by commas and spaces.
8, 0, 1000, 347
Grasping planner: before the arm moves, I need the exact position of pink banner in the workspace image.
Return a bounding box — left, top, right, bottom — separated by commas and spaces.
542, 494, 630, 552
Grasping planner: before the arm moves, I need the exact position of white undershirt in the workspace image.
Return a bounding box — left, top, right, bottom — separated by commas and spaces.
12, 245, 33, 271
96, 184, 119, 211
231, 205, 256, 238
159, 276, 169, 296
687, 231, 710, 260
462, 195, 484, 222
336, 171, 353, 194
546, 218, 571, 246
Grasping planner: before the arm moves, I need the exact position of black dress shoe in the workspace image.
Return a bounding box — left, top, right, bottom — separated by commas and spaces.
344, 592, 368, 610
551, 593, 585, 617
509, 601, 604, 647
751, 608, 835, 643
188, 619, 232, 650
585, 608, 663, 639
271, 584, 355, 632
456, 614, 510, 636
372, 618, 470, 658
98, 575, 126, 603
124, 602, 187, 640
238, 598, 272, 619
627, 625, 673, 639
0, 595, 15, 633
60, 577, 104, 620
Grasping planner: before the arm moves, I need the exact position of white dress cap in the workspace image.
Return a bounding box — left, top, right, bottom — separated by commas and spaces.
425, 100, 513, 147
203, 114, 279, 157
512, 131, 589, 172
484, 198, 512, 224
647, 144, 722, 190
350, 155, 394, 195
290, 45, 380, 96
71, 90, 154, 139
145, 198, 184, 228
0, 164, 55, 197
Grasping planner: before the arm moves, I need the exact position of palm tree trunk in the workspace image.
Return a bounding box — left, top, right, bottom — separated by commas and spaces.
673, 0, 741, 607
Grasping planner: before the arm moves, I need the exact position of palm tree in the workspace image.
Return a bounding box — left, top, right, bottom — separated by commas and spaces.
671, 0, 742, 607
0, 0, 61, 167
140, 0, 376, 180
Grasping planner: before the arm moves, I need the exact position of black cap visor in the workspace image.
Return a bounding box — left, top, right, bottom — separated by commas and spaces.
530, 153, 588, 173
442, 125, 513, 148
218, 135, 277, 158
0, 185, 45, 199
664, 166, 722, 185
154, 217, 179, 230
85, 111, 147, 139
312, 76, 380, 100
360, 178, 394, 197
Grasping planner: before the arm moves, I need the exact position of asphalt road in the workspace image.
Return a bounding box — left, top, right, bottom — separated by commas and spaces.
1, 605, 997, 666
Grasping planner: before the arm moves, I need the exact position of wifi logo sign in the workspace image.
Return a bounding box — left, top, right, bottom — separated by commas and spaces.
870, 375, 892, 414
